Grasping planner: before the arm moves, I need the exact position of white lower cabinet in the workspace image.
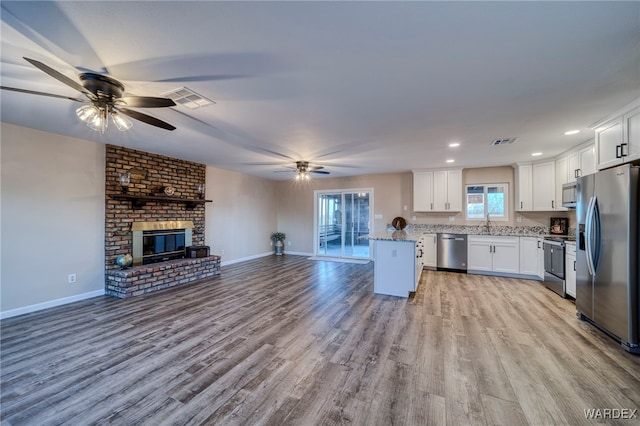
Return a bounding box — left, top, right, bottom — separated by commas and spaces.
373, 239, 421, 298
467, 235, 519, 275
422, 233, 437, 269
519, 236, 544, 279
565, 243, 576, 298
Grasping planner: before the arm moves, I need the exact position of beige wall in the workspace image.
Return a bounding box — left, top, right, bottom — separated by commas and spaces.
275, 173, 410, 254
1, 123, 106, 314
206, 166, 278, 263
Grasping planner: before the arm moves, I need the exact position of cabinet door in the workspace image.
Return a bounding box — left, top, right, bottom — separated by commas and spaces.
492, 238, 520, 274
446, 169, 462, 212
555, 157, 568, 212
567, 153, 579, 180
413, 171, 433, 211
578, 144, 596, 177
624, 106, 640, 163
432, 170, 448, 211
596, 118, 623, 170
467, 238, 493, 271
515, 164, 532, 211
422, 233, 437, 268
565, 253, 576, 298
519, 237, 541, 276
532, 161, 556, 210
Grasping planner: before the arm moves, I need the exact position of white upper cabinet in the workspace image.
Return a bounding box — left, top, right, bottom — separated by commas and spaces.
413, 169, 461, 212
554, 157, 569, 212
577, 144, 596, 177
532, 161, 556, 211
595, 102, 640, 170
413, 171, 434, 211
514, 163, 532, 212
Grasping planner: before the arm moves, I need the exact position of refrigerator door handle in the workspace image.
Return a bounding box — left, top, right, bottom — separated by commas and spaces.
592, 197, 602, 274
585, 196, 596, 276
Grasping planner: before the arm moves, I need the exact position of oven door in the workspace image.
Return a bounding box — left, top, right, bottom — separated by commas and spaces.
543, 240, 566, 297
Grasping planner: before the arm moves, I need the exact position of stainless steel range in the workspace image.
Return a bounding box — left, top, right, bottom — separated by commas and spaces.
543, 237, 567, 297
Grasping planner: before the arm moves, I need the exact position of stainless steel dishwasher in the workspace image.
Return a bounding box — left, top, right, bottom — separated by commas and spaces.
437, 233, 467, 271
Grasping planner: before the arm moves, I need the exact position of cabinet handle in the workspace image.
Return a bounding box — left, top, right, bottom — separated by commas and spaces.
621, 143, 628, 157
574, 260, 576, 271
552, 200, 555, 209
520, 201, 523, 209
537, 241, 541, 249
575, 169, 580, 178
616, 144, 622, 158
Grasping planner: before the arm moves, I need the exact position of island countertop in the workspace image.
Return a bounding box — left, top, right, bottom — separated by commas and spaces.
365, 231, 424, 242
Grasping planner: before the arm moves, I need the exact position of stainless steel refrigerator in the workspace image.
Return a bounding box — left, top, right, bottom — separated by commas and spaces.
576, 163, 639, 353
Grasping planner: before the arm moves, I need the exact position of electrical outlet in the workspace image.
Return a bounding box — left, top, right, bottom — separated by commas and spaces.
288, 241, 291, 246
403, 205, 408, 211
517, 216, 523, 223
412, 216, 416, 221
68, 273, 77, 284
449, 216, 455, 222
221, 249, 225, 255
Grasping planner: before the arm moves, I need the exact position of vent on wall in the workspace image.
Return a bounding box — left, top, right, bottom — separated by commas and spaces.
490, 137, 518, 146
161, 87, 215, 109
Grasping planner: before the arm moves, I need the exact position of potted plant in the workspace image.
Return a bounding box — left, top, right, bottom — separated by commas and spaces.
270, 232, 286, 256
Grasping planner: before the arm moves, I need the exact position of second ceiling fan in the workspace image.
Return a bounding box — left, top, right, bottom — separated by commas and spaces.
275, 161, 330, 180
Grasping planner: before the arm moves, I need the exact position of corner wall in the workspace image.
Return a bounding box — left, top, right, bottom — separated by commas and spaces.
1, 123, 105, 314
205, 166, 278, 264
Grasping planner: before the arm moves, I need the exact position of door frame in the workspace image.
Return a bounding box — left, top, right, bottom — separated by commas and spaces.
313, 188, 374, 259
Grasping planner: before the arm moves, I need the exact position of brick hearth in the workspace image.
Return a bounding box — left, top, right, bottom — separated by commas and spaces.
105, 256, 221, 298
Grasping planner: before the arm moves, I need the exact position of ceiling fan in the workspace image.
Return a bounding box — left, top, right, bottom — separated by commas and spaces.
0, 57, 177, 132
275, 161, 331, 180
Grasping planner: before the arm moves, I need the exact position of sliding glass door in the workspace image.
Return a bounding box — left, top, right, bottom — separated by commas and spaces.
315, 189, 372, 259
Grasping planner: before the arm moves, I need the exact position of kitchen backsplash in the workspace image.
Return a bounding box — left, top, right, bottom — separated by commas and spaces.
403, 223, 564, 237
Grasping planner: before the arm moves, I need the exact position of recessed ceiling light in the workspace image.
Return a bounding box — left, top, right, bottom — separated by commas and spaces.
564, 130, 580, 135
531, 152, 543, 157
446, 159, 455, 163
449, 142, 460, 147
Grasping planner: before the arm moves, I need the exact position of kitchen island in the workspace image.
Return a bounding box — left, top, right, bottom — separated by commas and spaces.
368, 230, 433, 297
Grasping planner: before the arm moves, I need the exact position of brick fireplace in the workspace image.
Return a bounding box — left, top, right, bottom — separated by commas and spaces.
104, 145, 220, 298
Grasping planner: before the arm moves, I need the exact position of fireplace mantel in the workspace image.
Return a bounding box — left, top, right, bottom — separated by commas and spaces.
110, 193, 212, 210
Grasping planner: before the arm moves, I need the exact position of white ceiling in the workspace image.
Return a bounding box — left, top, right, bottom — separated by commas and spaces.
1, 1, 639, 180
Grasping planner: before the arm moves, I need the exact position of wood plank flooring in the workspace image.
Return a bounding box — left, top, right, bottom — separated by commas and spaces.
2, 255, 639, 425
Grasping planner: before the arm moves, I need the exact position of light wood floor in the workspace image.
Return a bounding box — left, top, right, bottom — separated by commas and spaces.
2, 255, 639, 425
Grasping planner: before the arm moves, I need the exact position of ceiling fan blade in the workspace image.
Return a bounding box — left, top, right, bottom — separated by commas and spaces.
311, 170, 331, 174
308, 166, 325, 170
274, 169, 296, 173
119, 96, 176, 108
0, 86, 87, 102
118, 108, 176, 131
23, 57, 95, 100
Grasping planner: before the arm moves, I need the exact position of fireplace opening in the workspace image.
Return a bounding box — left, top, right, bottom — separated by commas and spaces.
132, 221, 194, 266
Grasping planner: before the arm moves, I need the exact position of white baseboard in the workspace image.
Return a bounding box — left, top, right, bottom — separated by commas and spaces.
220, 251, 314, 266
283, 251, 314, 257
0, 289, 105, 320
220, 251, 272, 266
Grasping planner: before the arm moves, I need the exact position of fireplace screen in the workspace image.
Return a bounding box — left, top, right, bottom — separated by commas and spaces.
142, 229, 186, 264
131, 221, 194, 266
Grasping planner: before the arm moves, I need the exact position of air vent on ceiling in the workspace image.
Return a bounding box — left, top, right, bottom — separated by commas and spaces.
161, 87, 215, 109
490, 137, 518, 146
